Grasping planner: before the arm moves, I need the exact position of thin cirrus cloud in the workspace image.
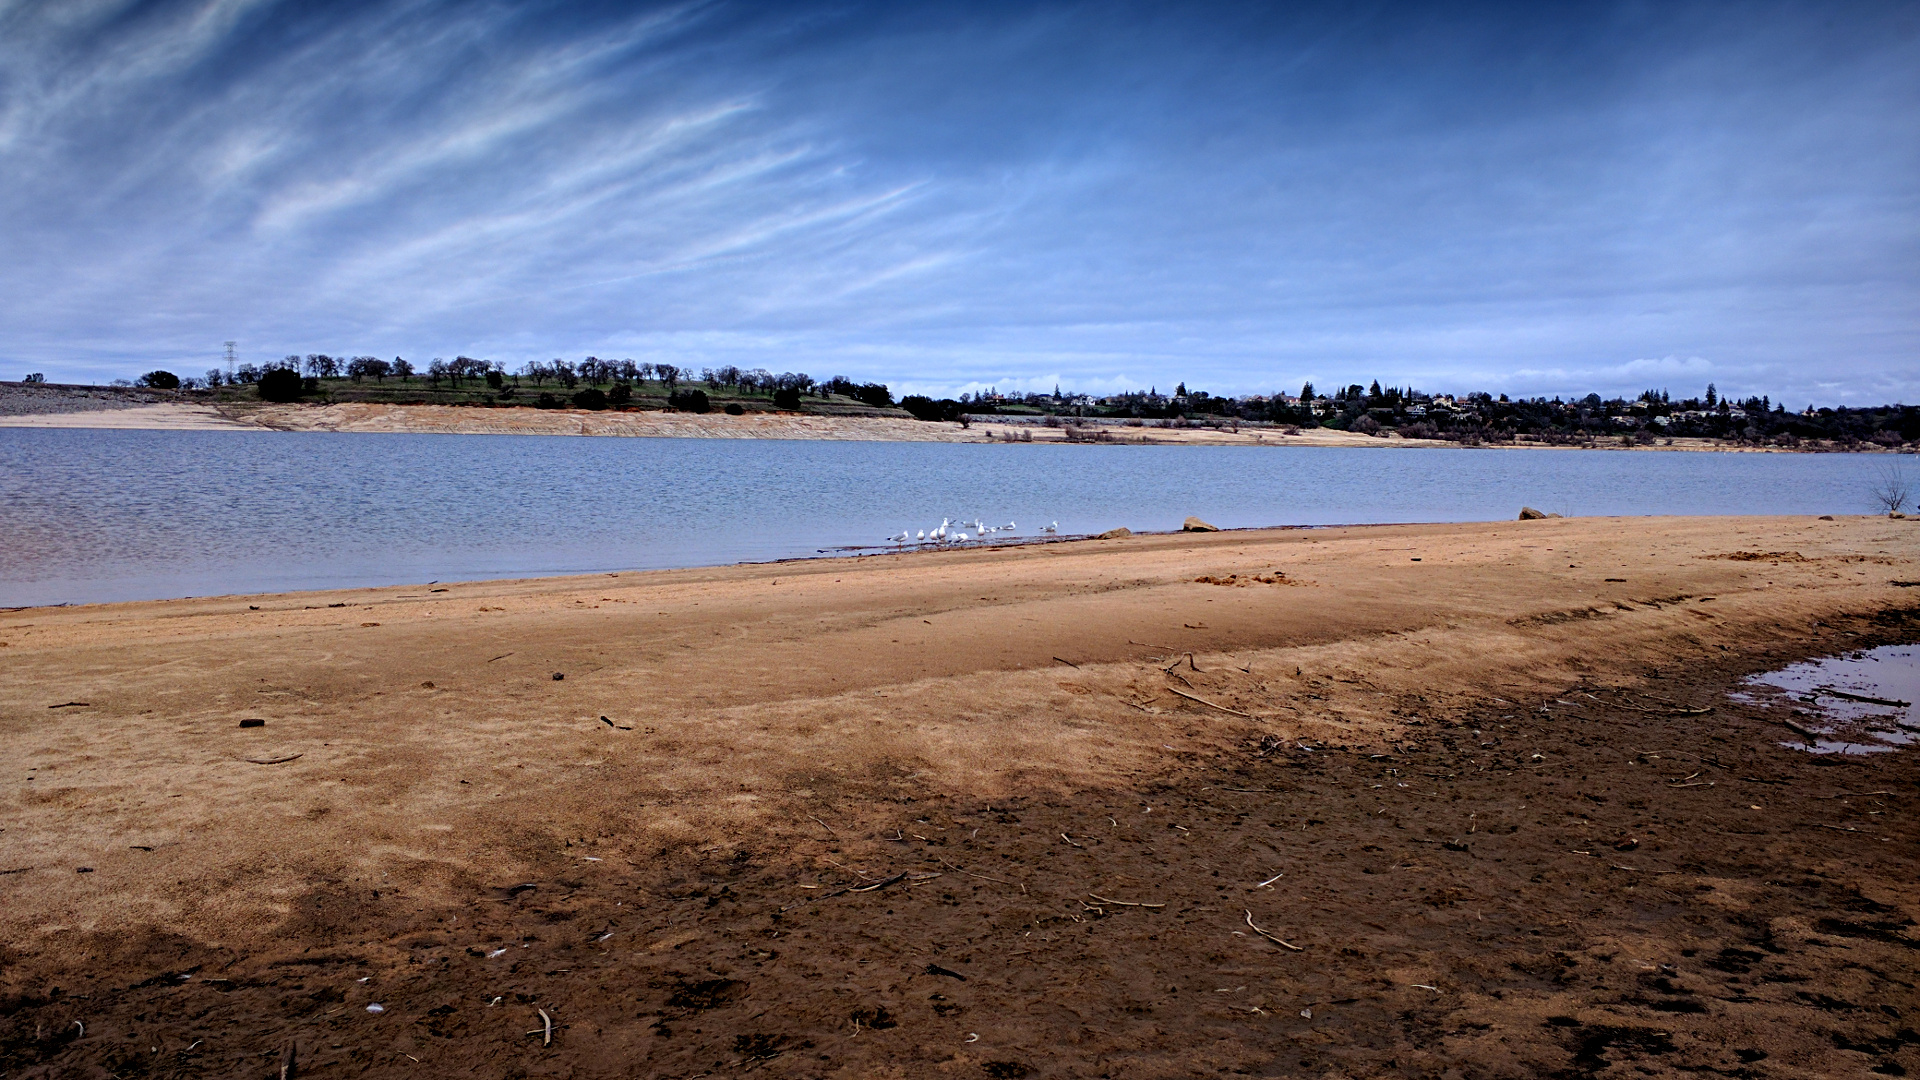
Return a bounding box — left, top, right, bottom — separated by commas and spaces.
0, 0, 1914, 405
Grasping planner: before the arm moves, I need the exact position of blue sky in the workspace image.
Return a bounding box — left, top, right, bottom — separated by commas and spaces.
1, 0, 1914, 404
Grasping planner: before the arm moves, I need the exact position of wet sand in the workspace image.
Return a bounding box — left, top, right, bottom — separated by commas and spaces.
1, 515, 1917, 1077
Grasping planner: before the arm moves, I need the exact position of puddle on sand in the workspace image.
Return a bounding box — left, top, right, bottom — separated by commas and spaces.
1734, 645, 1920, 754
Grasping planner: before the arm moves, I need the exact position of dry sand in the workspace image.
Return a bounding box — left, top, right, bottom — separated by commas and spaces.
2, 516, 1917, 1077
0, 403, 245, 430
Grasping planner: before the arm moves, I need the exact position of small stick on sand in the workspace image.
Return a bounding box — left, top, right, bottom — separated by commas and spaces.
538, 1008, 552, 1046
848, 872, 908, 893
487, 653, 514, 663
1130, 640, 1176, 650
806, 814, 837, 837
1167, 686, 1254, 718
47, 702, 91, 709
1244, 910, 1303, 950
936, 857, 1015, 886
1052, 656, 1081, 669
245, 754, 304, 765
1061, 833, 1084, 848
1813, 791, 1894, 799
1777, 717, 1819, 742
1253, 872, 1284, 888
1089, 893, 1165, 909
1610, 694, 1715, 716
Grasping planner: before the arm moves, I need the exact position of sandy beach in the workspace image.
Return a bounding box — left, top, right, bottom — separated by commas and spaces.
2, 515, 1917, 1077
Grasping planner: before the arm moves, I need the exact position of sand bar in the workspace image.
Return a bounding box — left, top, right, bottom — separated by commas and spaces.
1, 515, 1916, 1075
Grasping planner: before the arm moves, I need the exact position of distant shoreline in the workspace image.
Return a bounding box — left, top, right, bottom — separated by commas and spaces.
0, 397, 1903, 452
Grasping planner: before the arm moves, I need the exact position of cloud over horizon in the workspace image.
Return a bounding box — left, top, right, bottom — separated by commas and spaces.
0, 0, 1914, 403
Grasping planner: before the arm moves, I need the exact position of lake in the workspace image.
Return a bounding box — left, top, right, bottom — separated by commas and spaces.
0, 428, 1902, 606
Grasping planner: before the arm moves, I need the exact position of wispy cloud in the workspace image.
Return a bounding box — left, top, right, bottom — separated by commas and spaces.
0, 0, 1914, 404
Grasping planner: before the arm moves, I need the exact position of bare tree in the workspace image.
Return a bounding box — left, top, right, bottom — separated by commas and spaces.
1869, 461, 1912, 515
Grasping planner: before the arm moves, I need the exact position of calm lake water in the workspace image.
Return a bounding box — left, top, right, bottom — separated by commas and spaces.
0, 428, 1903, 606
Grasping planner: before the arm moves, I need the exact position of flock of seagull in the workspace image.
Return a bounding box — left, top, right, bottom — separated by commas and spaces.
889, 517, 1057, 546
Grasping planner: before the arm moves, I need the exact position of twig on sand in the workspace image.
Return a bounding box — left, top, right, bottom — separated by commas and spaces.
1052, 656, 1081, 669
1813, 791, 1894, 799
1130, 640, 1176, 650
806, 814, 837, 837
1253, 872, 1284, 888
848, 872, 908, 893
47, 702, 91, 709
1061, 833, 1084, 848
1244, 910, 1303, 950
1581, 691, 1711, 716
538, 1008, 552, 1046
487, 653, 514, 663
936, 857, 1015, 886
1167, 686, 1254, 718
1089, 893, 1165, 909
1163, 653, 1201, 674
245, 754, 303, 765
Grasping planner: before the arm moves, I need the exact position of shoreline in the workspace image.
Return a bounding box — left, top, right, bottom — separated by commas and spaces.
0, 398, 1885, 451
1, 515, 1916, 1075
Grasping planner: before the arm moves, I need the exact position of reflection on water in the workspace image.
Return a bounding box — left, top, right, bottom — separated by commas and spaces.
0, 427, 1908, 605
1736, 645, 1920, 754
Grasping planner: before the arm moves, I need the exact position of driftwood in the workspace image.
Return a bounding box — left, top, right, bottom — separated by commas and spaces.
245, 754, 304, 765
1816, 686, 1911, 708
1776, 718, 1819, 743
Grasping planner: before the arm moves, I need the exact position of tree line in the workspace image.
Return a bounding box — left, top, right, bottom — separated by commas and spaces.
107, 359, 1920, 447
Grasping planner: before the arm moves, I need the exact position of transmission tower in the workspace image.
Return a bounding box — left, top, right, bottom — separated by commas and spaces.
224, 341, 237, 378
